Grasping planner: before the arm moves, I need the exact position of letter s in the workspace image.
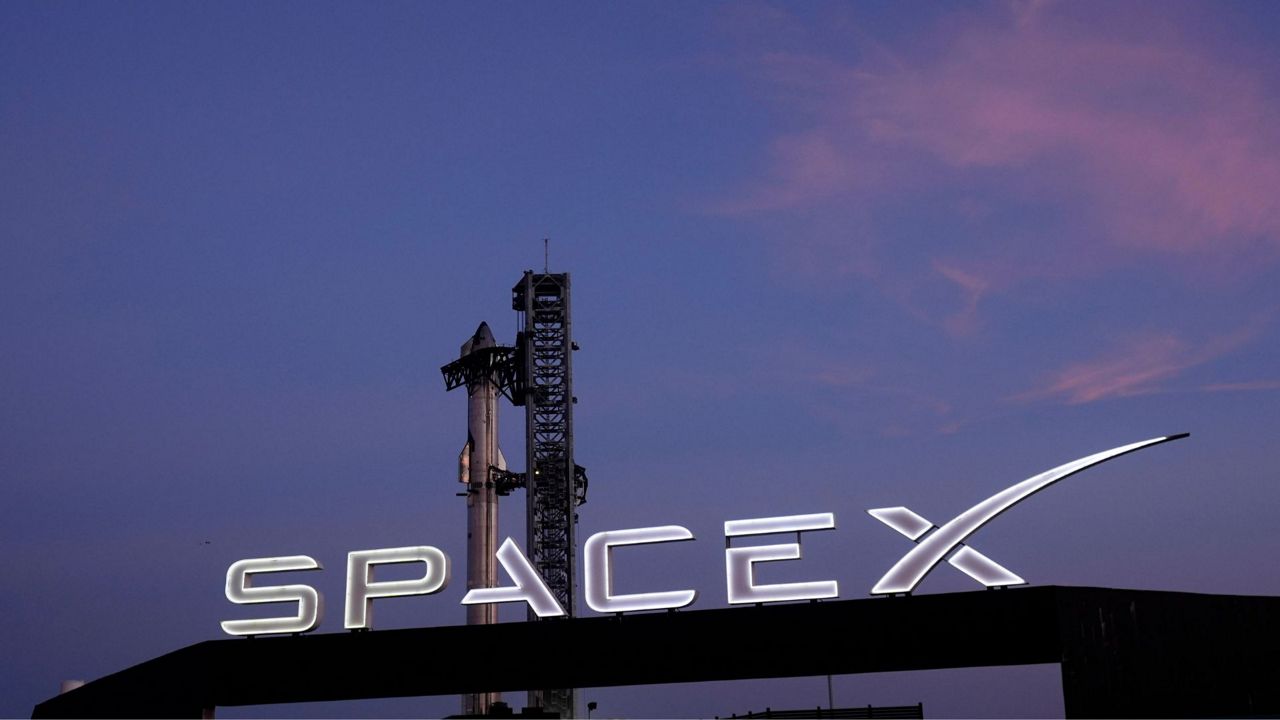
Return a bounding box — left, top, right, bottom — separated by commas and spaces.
220, 556, 323, 636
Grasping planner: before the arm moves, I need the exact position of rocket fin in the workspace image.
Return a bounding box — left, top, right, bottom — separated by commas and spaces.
497, 447, 508, 472
459, 436, 473, 484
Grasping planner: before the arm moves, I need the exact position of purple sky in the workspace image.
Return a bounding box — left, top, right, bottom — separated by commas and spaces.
3, 2, 1279, 717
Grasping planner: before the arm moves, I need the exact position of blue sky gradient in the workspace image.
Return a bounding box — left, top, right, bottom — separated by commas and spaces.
3, 2, 1279, 717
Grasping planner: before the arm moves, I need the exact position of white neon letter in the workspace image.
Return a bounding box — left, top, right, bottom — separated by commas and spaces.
584, 525, 697, 614
220, 556, 323, 636
867, 505, 1026, 589
345, 546, 450, 630
461, 537, 565, 617
870, 434, 1188, 595
725, 513, 839, 604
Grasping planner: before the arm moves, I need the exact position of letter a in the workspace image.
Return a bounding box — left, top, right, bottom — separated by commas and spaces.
460, 537, 565, 617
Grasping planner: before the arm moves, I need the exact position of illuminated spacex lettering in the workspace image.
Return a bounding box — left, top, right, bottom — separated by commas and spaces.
584, 525, 697, 613
725, 513, 838, 604
461, 537, 565, 617
869, 505, 1026, 590
219, 435, 1186, 635
345, 546, 449, 630
221, 556, 323, 636
868, 434, 1188, 595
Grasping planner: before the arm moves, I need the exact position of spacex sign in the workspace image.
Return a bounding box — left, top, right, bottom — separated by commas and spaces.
220, 434, 1186, 636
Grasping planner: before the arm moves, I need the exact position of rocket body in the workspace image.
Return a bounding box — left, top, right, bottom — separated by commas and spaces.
459, 323, 501, 716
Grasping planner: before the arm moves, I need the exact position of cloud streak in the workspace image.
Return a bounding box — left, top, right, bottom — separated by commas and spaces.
1200, 380, 1280, 393
1015, 321, 1267, 405
723, 2, 1280, 269
1017, 333, 1193, 404
711, 3, 1280, 430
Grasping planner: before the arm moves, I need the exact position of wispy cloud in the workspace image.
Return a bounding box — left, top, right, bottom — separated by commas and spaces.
718, 2, 1280, 285
932, 261, 989, 337
856, 16, 1280, 258
1015, 322, 1266, 405
810, 362, 874, 389
1200, 380, 1280, 393
1017, 333, 1192, 404
710, 2, 1280, 429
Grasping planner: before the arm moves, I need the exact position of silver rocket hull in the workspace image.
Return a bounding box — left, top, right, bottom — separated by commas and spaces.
459, 323, 501, 716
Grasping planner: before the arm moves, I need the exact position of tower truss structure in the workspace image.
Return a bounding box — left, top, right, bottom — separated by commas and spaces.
511, 271, 587, 717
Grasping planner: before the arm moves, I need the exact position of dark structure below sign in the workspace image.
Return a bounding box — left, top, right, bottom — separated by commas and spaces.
34, 586, 1280, 719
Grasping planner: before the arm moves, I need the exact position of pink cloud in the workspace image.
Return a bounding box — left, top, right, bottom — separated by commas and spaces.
1018, 333, 1190, 404
713, 4, 1279, 426
933, 261, 989, 337
1200, 380, 1280, 393
810, 362, 874, 389
725, 3, 1280, 263
862, 23, 1280, 257
1015, 321, 1265, 405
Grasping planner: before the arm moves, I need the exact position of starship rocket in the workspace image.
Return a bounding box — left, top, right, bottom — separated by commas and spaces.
458, 322, 506, 715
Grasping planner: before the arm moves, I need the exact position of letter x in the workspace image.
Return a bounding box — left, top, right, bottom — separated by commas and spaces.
867, 506, 1024, 591
868, 434, 1187, 595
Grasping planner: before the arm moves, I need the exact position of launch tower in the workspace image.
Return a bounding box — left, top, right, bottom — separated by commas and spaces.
442, 270, 587, 718
511, 271, 587, 717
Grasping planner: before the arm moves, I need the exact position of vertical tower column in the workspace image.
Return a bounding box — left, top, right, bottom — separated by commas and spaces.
513, 272, 585, 718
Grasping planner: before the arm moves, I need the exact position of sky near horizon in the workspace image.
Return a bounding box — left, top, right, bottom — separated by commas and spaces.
3, 2, 1279, 717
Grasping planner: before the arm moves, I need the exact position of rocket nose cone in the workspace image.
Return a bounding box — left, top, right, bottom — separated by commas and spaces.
461, 321, 497, 356
472, 321, 497, 348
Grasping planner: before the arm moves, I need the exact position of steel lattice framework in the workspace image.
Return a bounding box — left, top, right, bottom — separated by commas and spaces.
511, 271, 586, 717
440, 346, 520, 402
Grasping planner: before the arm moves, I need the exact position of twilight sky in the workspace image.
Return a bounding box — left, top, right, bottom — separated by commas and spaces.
3, 2, 1279, 717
